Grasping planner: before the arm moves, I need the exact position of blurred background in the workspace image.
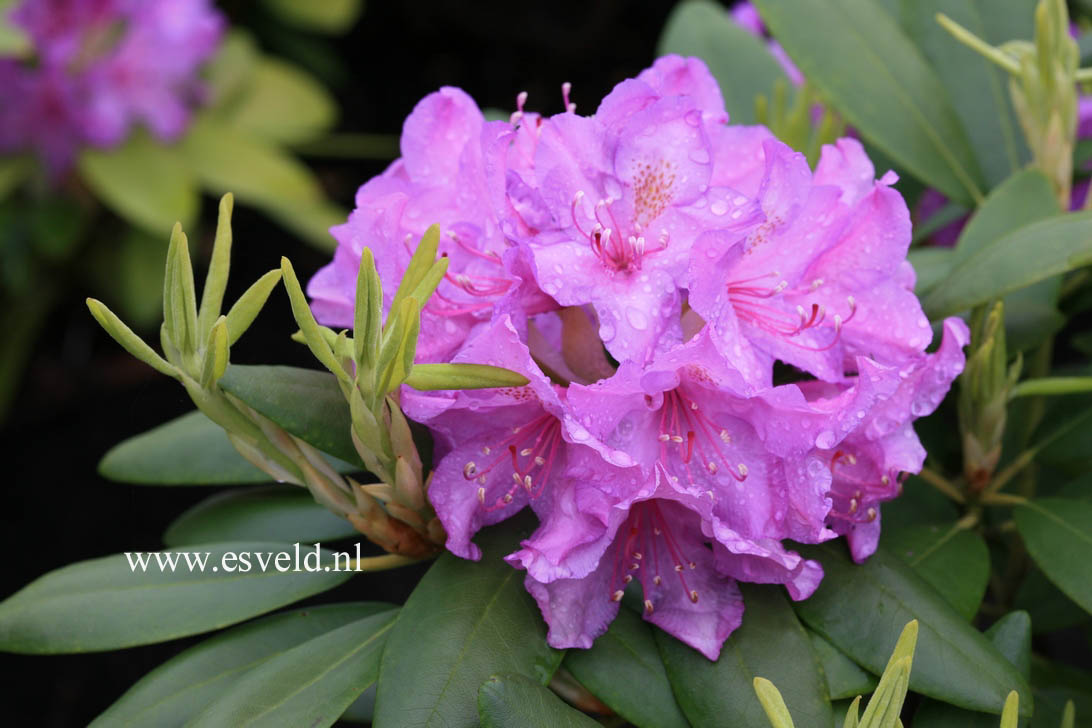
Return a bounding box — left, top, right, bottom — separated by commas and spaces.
0, 1, 678, 723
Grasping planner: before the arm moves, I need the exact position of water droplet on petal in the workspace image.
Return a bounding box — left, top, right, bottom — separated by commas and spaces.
815, 430, 836, 449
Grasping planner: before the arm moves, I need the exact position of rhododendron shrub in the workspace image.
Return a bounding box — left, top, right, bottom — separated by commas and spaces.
309, 55, 968, 659
5, 1, 1092, 725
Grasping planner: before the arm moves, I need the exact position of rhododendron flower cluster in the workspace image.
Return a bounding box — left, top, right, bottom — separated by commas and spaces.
309, 56, 969, 660
0, 0, 223, 173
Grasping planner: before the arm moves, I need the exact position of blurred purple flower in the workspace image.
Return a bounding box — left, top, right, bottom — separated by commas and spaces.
0, 0, 223, 173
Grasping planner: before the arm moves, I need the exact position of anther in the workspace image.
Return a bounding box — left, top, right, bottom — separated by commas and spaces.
503, 493, 513, 504
477, 487, 486, 504
612, 590, 625, 602
623, 574, 633, 584
658, 433, 672, 442
688, 561, 696, 570
512, 472, 523, 487
654, 575, 662, 585
866, 507, 877, 522
524, 475, 533, 491
520, 448, 533, 457
719, 430, 731, 443
463, 462, 478, 478
633, 552, 643, 560
674, 564, 684, 572
848, 497, 859, 514
689, 590, 699, 603
534, 456, 545, 466
707, 461, 718, 474
737, 463, 749, 478
644, 599, 655, 614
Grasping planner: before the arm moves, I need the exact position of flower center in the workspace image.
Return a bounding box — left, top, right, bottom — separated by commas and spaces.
418, 230, 512, 317
462, 413, 564, 511
656, 389, 748, 496
826, 449, 902, 524
570, 191, 669, 274
728, 273, 856, 351
608, 501, 702, 613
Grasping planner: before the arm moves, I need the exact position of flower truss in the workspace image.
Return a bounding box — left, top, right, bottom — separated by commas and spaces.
308, 55, 969, 660
0, 0, 223, 173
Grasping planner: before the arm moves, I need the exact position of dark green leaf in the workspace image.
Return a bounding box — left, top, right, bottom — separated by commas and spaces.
908, 247, 955, 297
91, 602, 392, 727
951, 170, 1059, 266
882, 522, 989, 620
563, 606, 689, 728
477, 673, 601, 728
1015, 498, 1092, 616
793, 542, 1032, 716
219, 364, 364, 469
188, 609, 397, 727
373, 519, 563, 728
78, 132, 199, 236
340, 685, 376, 724
808, 631, 877, 700
912, 610, 1032, 726
100, 411, 270, 485
99, 410, 358, 485
657, 0, 789, 124
752, 0, 985, 204
923, 211, 1092, 319
897, 0, 1032, 187
656, 584, 833, 728
164, 485, 360, 547
880, 476, 959, 526
1031, 656, 1092, 728
1013, 567, 1090, 634
0, 542, 351, 653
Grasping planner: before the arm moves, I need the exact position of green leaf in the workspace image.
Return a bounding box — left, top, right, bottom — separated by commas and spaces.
99, 411, 268, 485
897, 0, 1032, 188
220, 58, 336, 144
373, 519, 563, 728
655, 584, 833, 728
405, 363, 531, 391
1014, 567, 1090, 634
182, 115, 322, 210
908, 247, 955, 297
563, 605, 689, 728
793, 542, 1032, 716
91, 602, 393, 727
86, 298, 177, 379
0, 542, 351, 653
187, 609, 397, 728
260, 0, 364, 34
882, 522, 990, 620
657, 0, 789, 124
951, 170, 1059, 265
0, 2, 30, 57
224, 269, 282, 346
923, 211, 1092, 318
808, 631, 877, 701
78, 132, 199, 236
751, 0, 985, 204
204, 31, 259, 106
164, 485, 359, 547
911, 610, 1032, 726
477, 673, 601, 728
1031, 657, 1092, 728
0, 155, 30, 201
1015, 498, 1092, 616
218, 365, 363, 468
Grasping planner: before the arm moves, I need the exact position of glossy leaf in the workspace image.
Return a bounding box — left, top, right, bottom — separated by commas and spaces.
187, 609, 397, 727
793, 542, 1032, 716
99, 411, 270, 485
657, 0, 789, 124
912, 610, 1032, 726
752, 0, 985, 204
1013, 567, 1090, 634
373, 520, 563, 728
477, 673, 601, 728
1015, 498, 1092, 616
808, 631, 876, 700
656, 584, 833, 728
563, 605, 689, 728
222, 58, 336, 144
882, 522, 990, 620
0, 542, 351, 653
91, 602, 392, 726
897, 0, 1032, 187
78, 133, 199, 235
218, 364, 363, 468
923, 211, 1092, 318
164, 485, 360, 547
951, 170, 1059, 266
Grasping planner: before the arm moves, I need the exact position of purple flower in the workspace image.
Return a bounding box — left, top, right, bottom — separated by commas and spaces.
309, 89, 555, 363
0, 0, 223, 173
690, 136, 931, 388
507, 58, 760, 363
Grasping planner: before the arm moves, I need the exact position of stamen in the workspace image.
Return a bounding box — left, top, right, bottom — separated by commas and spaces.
644, 599, 654, 614
689, 590, 699, 603
561, 82, 576, 113
612, 590, 625, 602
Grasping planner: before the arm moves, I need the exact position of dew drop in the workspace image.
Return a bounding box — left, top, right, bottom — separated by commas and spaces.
815, 430, 836, 449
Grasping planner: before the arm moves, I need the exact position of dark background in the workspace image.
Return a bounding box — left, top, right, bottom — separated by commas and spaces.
0, 1, 679, 723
